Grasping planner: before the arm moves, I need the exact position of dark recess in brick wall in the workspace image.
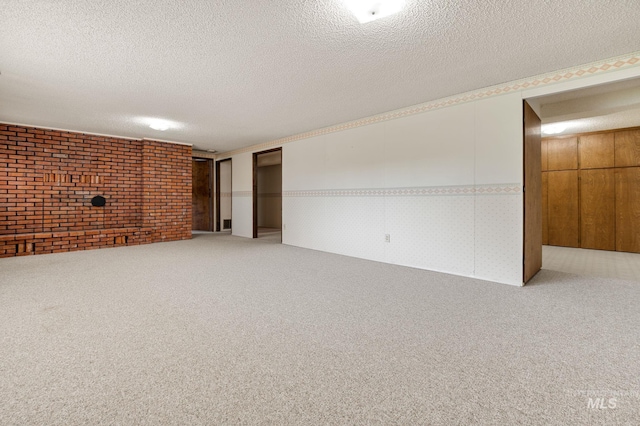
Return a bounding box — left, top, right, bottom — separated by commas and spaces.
0, 123, 192, 257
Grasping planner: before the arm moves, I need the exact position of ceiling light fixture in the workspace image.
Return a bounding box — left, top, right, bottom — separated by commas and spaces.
343, 0, 406, 23
148, 119, 172, 131
542, 123, 568, 135
132, 116, 184, 132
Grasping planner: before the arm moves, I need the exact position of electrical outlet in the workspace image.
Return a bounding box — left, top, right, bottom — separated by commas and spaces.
385, 234, 390, 243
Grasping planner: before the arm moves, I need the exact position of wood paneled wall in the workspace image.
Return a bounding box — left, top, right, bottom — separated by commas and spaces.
547, 170, 579, 247
580, 169, 615, 250
542, 127, 640, 253
616, 167, 640, 252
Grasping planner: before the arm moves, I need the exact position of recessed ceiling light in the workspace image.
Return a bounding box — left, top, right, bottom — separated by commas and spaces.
133, 117, 184, 132
542, 123, 568, 135
343, 0, 406, 24
148, 119, 171, 131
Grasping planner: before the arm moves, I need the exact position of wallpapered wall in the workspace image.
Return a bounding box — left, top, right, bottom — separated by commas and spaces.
232, 94, 523, 285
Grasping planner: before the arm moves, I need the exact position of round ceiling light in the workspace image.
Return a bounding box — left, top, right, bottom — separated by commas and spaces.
133, 116, 183, 133
542, 123, 567, 135
148, 119, 171, 131
343, 0, 406, 23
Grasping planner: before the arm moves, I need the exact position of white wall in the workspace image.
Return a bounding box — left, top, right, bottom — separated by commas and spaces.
231, 94, 523, 284
275, 93, 523, 285
231, 152, 253, 238
219, 160, 232, 229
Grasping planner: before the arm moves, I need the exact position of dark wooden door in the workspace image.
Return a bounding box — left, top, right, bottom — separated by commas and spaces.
615, 167, 640, 253
523, 100, 542, 283
547, 170, 579, 247
580, 169, 615, 250
542, 172, 549, 245
192, 159, 211, 231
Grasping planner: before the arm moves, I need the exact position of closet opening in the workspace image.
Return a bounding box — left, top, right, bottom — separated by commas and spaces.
524, 77, 640, 282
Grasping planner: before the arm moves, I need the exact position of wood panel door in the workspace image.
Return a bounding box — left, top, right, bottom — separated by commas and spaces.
523, 101, 542, 283
542, 172, 548, 245
547, 137, 578, 171
547, 170, 579, 248
579, 133, 614, 169
192, 159, 211, 231
615, 129, 640, 167
615, 167, 640, 253
580, 169, 615, 250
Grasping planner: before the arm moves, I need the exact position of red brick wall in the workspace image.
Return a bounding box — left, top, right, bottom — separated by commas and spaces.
0, 123, 192, 257
142, 140, 192, 243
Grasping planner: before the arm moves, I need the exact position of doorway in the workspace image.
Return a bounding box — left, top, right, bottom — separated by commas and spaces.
192, 158, 213, 231
524, 76, 640, 282
216, 158, 232, 232
252, 148, 282, 240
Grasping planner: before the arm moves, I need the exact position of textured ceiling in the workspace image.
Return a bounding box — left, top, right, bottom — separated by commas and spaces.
1, 0, 640, 152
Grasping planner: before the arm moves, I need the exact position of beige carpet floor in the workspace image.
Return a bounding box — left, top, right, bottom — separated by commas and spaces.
1, 233, 639, 425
